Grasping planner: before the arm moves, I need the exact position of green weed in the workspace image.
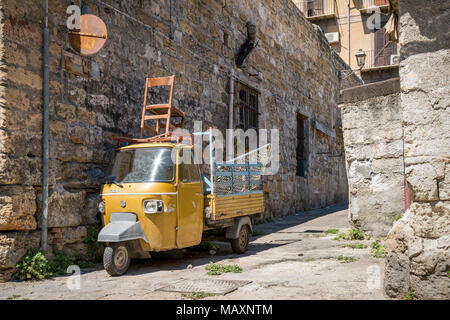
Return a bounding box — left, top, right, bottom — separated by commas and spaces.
182, 292, 214, 300
348, 243, 367, 249
333, 229, 365, 241
48, 250, 94, 276
337, 255, 357, 263
13, 250, 52, 281
84, 224, 104, 261
13, 249, 96, 281
333, 232, 347, 240
404, 291, 414, 300
370, 240, 386, 258
348, 229, 365, 240
205, 262, 242, 275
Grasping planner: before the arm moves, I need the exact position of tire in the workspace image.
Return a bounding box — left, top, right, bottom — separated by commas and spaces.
230, 225, 250, 254
103, 242, 131, 276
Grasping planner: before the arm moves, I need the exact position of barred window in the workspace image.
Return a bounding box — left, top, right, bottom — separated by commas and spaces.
235, 82, 259, 131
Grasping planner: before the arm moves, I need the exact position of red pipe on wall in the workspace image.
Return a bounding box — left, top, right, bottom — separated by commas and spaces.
404, 177, 411, 210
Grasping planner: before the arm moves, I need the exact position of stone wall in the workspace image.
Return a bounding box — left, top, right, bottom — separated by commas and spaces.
360, 68, 400, 85
384, 0, 450, 299
0, 0, 359, 281
339, 78, 404, 236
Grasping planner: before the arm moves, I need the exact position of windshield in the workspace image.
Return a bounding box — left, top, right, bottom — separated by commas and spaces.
108, 147, 174, 183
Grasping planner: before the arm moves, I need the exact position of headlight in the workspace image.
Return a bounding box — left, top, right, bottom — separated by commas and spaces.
143, 200, 164, 214
98, 200, 105, 213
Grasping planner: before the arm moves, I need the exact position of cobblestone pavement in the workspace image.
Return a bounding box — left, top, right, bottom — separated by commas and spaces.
0, 204, 388, 300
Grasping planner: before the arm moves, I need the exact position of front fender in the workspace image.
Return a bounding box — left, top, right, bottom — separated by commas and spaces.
98, 212, 148, 243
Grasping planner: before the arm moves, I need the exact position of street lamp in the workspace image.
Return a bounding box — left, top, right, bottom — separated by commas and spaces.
339, 49, 367, 83
355, 49, 366, 70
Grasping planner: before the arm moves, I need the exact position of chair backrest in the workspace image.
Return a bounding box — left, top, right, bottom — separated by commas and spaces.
140, 75, 177, 138
147, 75, 175, 88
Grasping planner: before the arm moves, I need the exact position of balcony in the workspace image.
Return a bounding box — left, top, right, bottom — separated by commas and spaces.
359, 0, 391, 13
361, 47, 399, 71
295, 0, 337, 21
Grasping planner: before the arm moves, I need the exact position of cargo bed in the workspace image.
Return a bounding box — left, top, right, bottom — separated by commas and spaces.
205, 192, 264, 221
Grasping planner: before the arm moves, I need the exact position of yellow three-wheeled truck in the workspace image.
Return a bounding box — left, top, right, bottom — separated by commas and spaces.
97, 75, 266, 276
97, 136, 265, 276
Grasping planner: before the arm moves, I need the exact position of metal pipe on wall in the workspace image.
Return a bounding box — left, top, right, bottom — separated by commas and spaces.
348, 0, 351, 67
41, 0, 50, 251
226, 68, 235, 162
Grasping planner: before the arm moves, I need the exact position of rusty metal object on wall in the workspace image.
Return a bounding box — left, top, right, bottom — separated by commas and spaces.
63, 50, 100, 80
63, 50, 90, 77
68, 14, 107, 56
236, 22, 258, 67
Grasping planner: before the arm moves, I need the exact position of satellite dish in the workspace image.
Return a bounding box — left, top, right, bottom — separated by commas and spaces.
68, 14, 107, 56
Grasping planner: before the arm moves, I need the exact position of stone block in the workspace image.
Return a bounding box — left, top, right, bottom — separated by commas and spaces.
0, 186, 37, 231
7, 66, 42, 90
56, 103, 76, 121
408, 202, 449, 239
439, 163, 450, 200
36, 186, 86, 228
0, 231, 40, 274
406, 162, 444, 201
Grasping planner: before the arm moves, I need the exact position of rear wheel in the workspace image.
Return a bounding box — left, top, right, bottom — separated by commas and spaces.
230, 225, 250, 254
103, 242, 131, 276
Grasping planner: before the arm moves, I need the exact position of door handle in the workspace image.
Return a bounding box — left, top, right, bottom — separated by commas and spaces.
195, 193, 203, 196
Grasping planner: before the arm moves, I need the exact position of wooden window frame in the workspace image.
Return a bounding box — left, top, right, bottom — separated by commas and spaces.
234, 81, 260, 131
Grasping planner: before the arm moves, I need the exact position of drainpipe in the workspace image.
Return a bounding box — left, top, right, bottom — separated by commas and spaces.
226, 68, 235, 162
41, 0, 50, 252
348, 0, 351, 66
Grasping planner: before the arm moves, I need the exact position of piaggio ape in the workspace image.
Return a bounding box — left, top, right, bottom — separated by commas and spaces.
97, 76, 268, 276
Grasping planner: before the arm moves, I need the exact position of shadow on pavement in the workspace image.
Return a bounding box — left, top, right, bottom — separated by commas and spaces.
80, 202, 349, 277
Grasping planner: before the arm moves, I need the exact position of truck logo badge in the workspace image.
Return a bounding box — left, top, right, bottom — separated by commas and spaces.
120, 201, 126, 208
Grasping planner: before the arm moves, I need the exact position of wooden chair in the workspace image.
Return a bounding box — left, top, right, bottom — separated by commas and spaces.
140, 75, 185, 138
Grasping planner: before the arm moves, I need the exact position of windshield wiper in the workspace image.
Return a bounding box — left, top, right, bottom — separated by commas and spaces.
106, 176, 123, 188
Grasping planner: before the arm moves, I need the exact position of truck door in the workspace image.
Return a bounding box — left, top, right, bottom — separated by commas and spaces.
176, 148, 204, 248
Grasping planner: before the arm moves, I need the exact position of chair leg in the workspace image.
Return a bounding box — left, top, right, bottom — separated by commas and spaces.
165, 114, 171, 136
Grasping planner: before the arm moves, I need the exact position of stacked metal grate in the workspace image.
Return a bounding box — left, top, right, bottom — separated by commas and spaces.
214, 163, 263, 195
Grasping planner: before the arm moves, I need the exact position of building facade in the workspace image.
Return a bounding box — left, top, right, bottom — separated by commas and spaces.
292, 0, 399, 83
0, 0, 359, 281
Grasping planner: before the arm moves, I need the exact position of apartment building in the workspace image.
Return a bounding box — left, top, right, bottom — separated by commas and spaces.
293, 0, 399, 83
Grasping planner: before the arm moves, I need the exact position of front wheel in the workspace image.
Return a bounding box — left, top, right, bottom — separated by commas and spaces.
230, 225, 250, 254
103, 242, 131, 276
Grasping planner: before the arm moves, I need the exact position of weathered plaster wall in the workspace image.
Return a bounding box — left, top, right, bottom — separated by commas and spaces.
339, 78, 404, 236
384, 0, 450, 299
0, 0, 359, 281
